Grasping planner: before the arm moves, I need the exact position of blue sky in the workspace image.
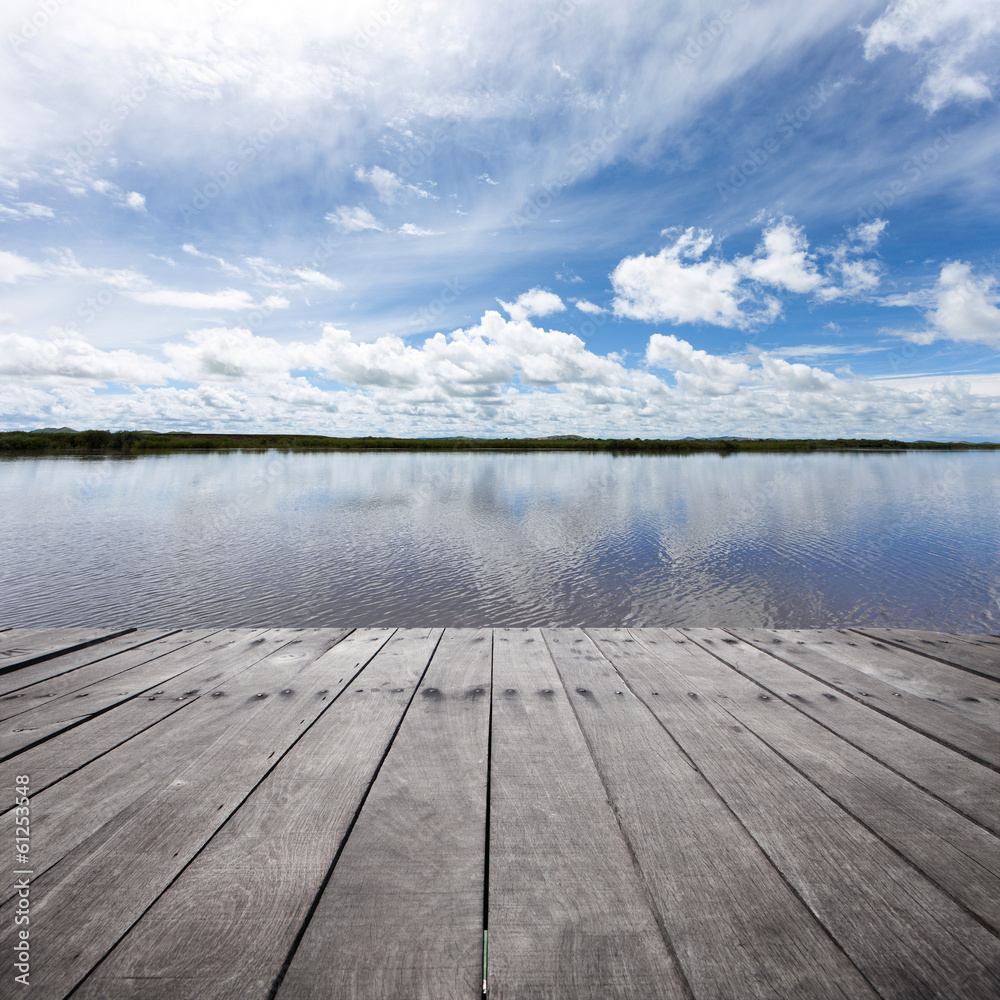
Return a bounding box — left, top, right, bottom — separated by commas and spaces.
2, 0, 999, 438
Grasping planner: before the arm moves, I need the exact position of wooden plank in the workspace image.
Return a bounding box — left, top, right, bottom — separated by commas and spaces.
770, 629, 1000, 731
0, 626, 135, 679
0, 629, 183, 706
687, 630, 1000, 836
673, 629, 1000, 934
274, 628, 490, 1000
852, 628, 1000, 682
1, 628, 276, 794
593, 628, 1000, 1000
544, 628, 877, 1000
72, 628, 432, 1000
0, 629, 351, 893
487, 628, 687, 1000
0, 627, 366, 997
0, 630, 224, 756
731, 628, 1000, 769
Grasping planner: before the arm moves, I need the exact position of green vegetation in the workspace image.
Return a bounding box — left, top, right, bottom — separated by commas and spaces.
1, 429, 998, 456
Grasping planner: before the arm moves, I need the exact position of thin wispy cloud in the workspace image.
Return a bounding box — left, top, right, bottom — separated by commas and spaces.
0, 0, 997, 437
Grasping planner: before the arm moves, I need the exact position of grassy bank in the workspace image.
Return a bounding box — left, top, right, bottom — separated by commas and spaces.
2, 429, 999, 456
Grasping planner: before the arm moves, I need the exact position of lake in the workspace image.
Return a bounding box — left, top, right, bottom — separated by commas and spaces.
2, 450, 998, 631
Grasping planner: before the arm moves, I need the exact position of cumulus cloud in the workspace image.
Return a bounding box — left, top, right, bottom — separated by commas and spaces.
744, 219, 824, 294
1, 311, 998, 439
900, 261, 1000, 347
611, 228, 765, 328
0, 330, 169, 384
862, 0, 999, 111
125, 191, 146, 212
325, 206, 385, 232
575, 300, 606, 314
497, 288, 567, 322
613, 218, 886, 326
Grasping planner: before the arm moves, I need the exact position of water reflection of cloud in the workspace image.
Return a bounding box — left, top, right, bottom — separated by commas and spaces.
1, 451, 997, 631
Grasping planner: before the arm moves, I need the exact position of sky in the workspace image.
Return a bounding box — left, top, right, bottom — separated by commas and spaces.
1, 0, 999, 439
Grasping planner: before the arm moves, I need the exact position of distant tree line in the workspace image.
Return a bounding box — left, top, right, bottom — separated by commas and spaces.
1, 429, 997, 456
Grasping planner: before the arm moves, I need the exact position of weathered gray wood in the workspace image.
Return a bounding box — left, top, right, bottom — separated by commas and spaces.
545, 628, 876, 1000
0, 628, 366, 997
2, 628, 279, 799
0, 626, 135, 680
691, 630, 1000, 836
73, 628, 434, 1000
594, 628, 1000, 1000
0, 630, 358, 898
0, 630, 224, 756
487, 628, 688, 1000
674, 629, 1000, 933
731, 628, 1000, 769
769, 628, 1000, 730
852, 628, 1000, 682
0, 630, 182, 708
275, 628, 490, 1000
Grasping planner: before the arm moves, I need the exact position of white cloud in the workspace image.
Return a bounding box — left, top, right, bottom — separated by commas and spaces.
0, 330, 168, 384
901, 261, 1000, 348
497, 288, 567, 322
0, 251, 44, 284
477, 174, 499, 186
646, 334, 752, 395
862, 0, 999, 111
614, 218, 886, 326
292, 269, 342, 291
612, 228, 760, 328
1, 312, 998, 439
0, 202, 54, 220
325, 206, 385, 233
125, 191, 146, 212
354, 166, 433, 204
575, 300, 606, 315
128, 288, 287, 311
398, 223, 442, 236
744, 219, 824, 294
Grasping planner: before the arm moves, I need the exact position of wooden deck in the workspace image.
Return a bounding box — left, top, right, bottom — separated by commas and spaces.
2, 625, 999, 999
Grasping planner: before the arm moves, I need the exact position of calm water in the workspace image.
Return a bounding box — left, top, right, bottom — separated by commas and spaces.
1, 450, 998, 631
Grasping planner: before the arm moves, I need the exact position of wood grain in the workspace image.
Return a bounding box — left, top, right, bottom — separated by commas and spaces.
779, 628, 1000, 729
730, 628, 1000, 769
275, 628, 490, 1000
72, 628, 431, 1000
0, 627, 135, 682
0, 630, 221, 756
0, 630, 181, 711
594, 628, 1000, 1000
851, 627, 1000, 682
546, 628, 876, 1000
487, 628, 688, 1000
672, 629, 1000, 933
0, 628, 361, 997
